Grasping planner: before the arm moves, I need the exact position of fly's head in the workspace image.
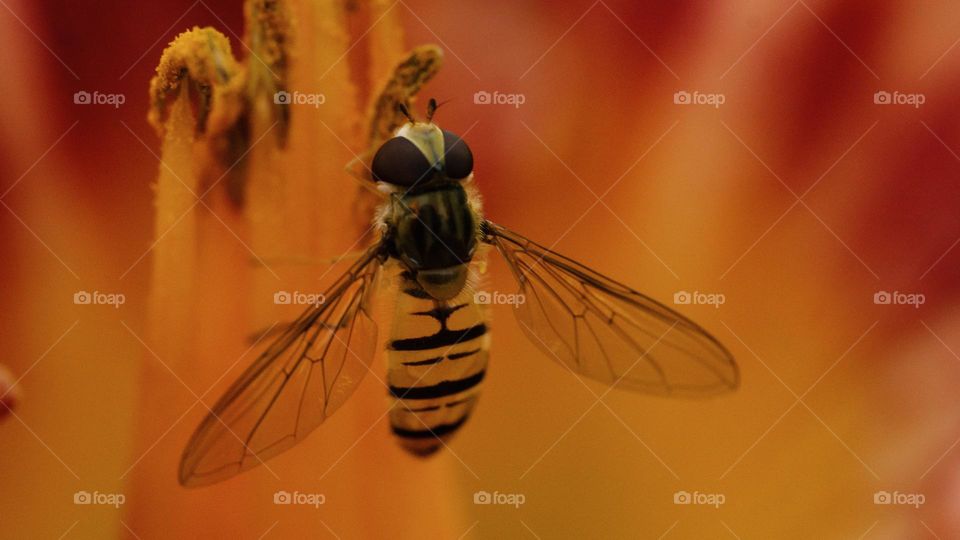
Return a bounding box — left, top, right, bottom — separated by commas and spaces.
370, 99, 473, 191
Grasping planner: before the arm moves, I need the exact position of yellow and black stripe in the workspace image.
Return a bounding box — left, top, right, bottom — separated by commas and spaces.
386, 269, 490, 456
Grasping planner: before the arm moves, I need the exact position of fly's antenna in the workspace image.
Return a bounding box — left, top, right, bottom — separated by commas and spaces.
426, 98, 450, 123
398, 102, 415, 123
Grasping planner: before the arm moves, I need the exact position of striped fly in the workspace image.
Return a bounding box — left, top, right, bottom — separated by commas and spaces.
178, 99, 739, 487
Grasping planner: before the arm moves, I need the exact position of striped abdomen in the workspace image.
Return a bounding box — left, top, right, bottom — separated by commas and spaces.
386, 267, 490, 456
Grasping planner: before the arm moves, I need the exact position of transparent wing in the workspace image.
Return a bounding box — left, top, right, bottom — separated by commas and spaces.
179, 245, 383, 486
484, 221, 738, 397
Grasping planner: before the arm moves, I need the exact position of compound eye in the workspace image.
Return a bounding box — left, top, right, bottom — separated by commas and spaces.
371, 137, 434, 187
442, 130, 473, 180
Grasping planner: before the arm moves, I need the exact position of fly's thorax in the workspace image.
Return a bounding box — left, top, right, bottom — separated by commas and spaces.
384, 183, 480, 300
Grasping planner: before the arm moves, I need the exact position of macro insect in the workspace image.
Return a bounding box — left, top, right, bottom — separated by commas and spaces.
178, 98, 739, 487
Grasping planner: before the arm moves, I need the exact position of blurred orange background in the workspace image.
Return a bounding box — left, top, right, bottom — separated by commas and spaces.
3, 0, 960, 538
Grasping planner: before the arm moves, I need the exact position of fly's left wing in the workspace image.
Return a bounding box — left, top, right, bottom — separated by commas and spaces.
179, 244, 383, 487
483, 221, 738, 397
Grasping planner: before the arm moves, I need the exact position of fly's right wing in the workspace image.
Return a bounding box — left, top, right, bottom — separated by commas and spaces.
484, 221, 738, 398
179, 244, 384, 487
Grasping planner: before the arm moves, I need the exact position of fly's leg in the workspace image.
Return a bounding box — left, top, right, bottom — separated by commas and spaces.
250, 250, 368, 269
345, 149, 384, 197
247, 319, 350, 346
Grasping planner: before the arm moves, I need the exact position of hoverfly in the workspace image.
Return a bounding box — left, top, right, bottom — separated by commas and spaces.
179, 99, 739, 487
